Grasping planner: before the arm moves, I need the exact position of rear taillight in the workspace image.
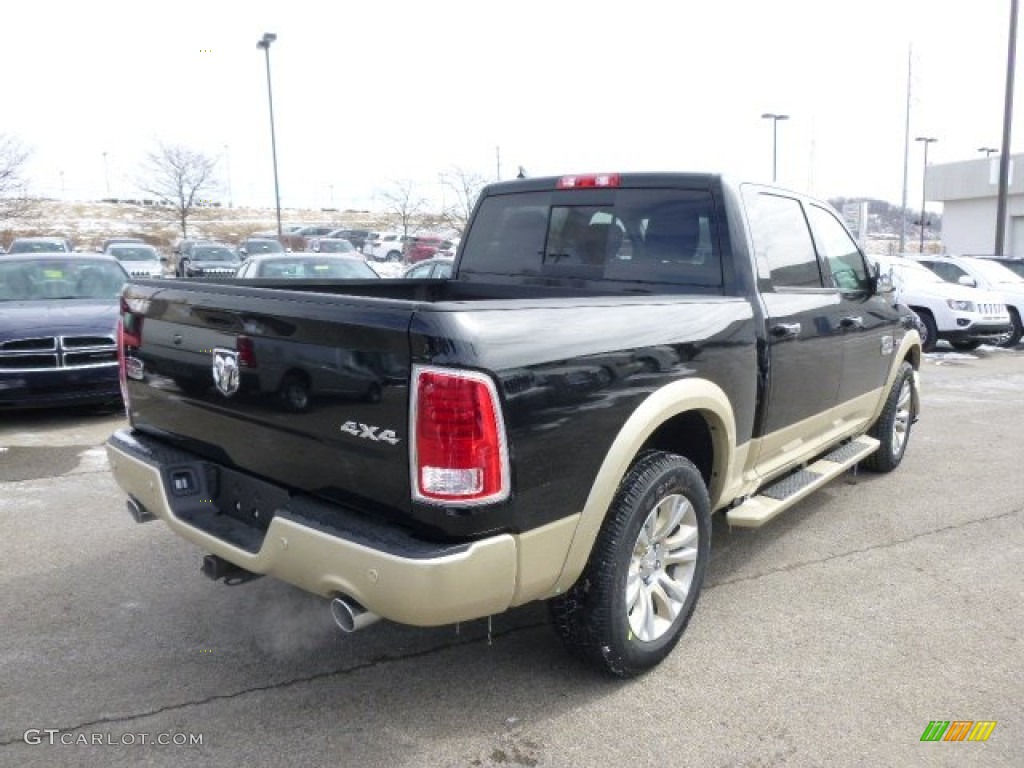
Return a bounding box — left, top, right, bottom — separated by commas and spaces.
236, 335, 257, 368
411, 366, 509, 505
556, 173, 621, 189
118, 296, 145, 418
119, 295, 143, 348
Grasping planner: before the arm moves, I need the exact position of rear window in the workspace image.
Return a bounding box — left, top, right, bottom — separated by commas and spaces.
460, 189, 721, 287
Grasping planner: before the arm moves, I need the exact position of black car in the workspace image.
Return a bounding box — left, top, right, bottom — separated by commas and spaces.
401, 256, 454, 279
8, 236, 74, 254
238, 238, 285, 257
324, 229, 371, 251
178, 243, 241, 277
0, 254, 128, 409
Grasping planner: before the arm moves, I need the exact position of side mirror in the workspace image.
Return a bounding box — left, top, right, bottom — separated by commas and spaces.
870, 262, 895, 295
957, 275, 977, 287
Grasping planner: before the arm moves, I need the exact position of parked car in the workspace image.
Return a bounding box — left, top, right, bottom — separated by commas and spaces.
178, 243, 241, 278
914, 254, 1024, 347
323, 229, 372, 251
8, 236, 74, 254
311, 238, 359, 255
0, 253, 127, 409
363, 232, 410, 262
401, 256, 454, 279
971, 255, 1024, 280
106, 243, 166, 279
238, 238, 285, 257
870, 255, 1010, 351
234, 254, 379, 279
279, 225, 340, 252
100, 237, 145, 253
404, 235, 454, 264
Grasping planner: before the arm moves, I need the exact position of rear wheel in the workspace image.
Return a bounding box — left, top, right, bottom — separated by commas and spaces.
178, 258, 190, 278
387, 250, 402, 262
863, 361, 914, 473
549, 451, 710, 677
279, 372, 311, 412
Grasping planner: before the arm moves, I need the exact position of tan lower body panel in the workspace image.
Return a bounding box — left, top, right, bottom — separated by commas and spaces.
107, 441, 540, 627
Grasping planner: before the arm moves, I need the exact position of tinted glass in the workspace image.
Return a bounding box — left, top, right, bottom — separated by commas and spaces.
920, 260, 966, 283
746, 192, 822, 288
110, 246, 159, 261
461, 189, 722, 286
191, 246, 237, 261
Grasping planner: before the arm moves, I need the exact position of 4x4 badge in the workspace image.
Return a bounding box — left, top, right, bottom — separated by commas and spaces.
212, 348, 240, 396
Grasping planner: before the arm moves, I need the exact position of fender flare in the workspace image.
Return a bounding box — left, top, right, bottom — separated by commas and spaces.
549, 378, 737, 595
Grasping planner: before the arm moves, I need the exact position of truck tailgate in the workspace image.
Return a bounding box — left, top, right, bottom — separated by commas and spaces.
121, 281, 414, 517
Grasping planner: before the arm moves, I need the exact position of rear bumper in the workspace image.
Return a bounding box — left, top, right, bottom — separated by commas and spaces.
105, 429, 524, 626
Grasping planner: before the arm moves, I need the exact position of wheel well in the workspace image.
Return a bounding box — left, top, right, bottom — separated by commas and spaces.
281, 368, 310, 387
637, 411, 714, 488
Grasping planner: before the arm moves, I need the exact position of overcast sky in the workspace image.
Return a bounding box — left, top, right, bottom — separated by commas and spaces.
3, 0, 1017, 212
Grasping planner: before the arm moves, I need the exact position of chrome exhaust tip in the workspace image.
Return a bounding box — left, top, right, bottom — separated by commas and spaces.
126, 497, 156, 523
330, 596, 381, 633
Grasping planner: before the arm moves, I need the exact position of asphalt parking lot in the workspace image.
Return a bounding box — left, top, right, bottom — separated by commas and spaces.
1, 349, 1021, 768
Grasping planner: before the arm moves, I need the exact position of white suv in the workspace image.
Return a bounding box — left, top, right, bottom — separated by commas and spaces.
871, 255, 1011, 351
914, 255, 1024, 348
363, 232, 409, 262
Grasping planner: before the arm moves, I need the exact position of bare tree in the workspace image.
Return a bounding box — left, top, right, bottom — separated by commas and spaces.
137, 143, 218, 240
377, 179, 428, 236
438, 166, 488, 234
0, 134, 35, 221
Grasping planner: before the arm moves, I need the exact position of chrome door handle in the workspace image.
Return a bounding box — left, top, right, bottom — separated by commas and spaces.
840, 316, 864, 329
770, 322, 802, 340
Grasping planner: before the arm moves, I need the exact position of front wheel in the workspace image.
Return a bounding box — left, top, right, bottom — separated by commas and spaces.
386, 250, 402, 262
914, 310, 938, 353
862, 361, 914, 473
997, 307, 1022, 348
549, 451, 710, 677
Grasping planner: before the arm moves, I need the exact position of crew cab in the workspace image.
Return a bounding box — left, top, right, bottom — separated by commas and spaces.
106, 173, 922, 677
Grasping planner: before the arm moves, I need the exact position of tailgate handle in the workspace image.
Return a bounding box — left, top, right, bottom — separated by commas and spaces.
770, 322, 802, 340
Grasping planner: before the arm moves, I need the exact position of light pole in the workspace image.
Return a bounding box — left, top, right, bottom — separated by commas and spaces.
761, 113, 789, 182
978, 146, 999, 157
257, 32, 282, 237
915, 136, 938, 253
102, 152, 110, 196
223, 143, 233, 208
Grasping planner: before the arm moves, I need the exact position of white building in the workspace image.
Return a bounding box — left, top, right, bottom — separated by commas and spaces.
926, 154, 1023, 255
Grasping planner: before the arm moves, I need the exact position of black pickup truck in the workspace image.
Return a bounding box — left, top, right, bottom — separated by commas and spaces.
106, 173, 922, 677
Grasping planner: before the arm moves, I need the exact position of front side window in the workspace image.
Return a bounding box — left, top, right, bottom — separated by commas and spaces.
806, 204, 869, 292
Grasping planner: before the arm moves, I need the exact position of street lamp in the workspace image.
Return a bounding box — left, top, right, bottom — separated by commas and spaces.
915, 136, 938, 253
978, 147, 999, 157
102, 151, 110, 196
256, 32, 282, 237
761, 112, 789, 183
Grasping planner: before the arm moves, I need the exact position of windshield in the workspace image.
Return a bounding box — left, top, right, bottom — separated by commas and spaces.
110, 246, 159, 261
9, 240, 67, 253
966, 258, 1024, 283
317, 240, 355, 253
0, 259, 126, 300
191, 246, 237, 262
255, 258, 378, 279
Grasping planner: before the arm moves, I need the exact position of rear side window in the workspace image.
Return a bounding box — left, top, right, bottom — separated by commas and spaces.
806, 204, 869, 292
461, 189, 721, 287
745, 192, 823, 289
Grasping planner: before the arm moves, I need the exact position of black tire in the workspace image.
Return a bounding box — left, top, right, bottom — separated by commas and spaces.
549, 451, 711, 677
913, 309, 938, 352
949, 340, 981, 351
998, 307, 1023, 348
386, 250, 402, 262
863, 361, 914, 473
178, 258, 190, 278
279, 372, 311, 412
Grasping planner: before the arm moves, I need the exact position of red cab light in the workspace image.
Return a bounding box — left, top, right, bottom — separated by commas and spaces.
411, 366, 509, 505
556, 173, 621, 189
